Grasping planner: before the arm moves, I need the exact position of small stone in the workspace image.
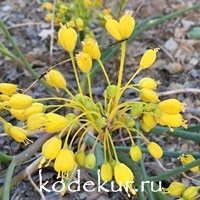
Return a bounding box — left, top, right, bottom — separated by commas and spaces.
164, 37, 178, 53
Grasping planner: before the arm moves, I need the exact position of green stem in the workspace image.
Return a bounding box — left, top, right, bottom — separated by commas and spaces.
0, 20, 58, 96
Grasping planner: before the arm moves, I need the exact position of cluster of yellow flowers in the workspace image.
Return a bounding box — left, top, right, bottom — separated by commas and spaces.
42, 0, 112, 38
0, 11, 189, 196
163, 181, 200, 199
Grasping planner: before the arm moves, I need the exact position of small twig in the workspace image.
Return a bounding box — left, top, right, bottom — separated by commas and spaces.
158, 45, 176, 62
134, 0, 145, 18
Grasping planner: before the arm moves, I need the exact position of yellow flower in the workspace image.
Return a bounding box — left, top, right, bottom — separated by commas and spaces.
119, 11, 135, 39
0, 94, 10, 102
75, 150, 86, 166
140, 121, 151, 132
76, 52, 92, 73
45, 13, 53, 21
82, 38, 101, 60
100, 162, 113, 182
138, 77, 159, 90
158, 99, 185, 115
147, 142, 163, 159
10, 108, 26, 121
54, 148, 75, 179
42, 2, 53, 10
142, 114, 157, 130
140, 48, 159, 69
182, 186, 199, 200
59, 4, 68, 14
163, 181, 186, 197
84, 153, 96, 169
114, 163, 136, 195
45, 113, 68, 133
25, 103, 46, 118
58, 24, 77, 52
27, 113, 46, 131
157, 112, 187, 130
130, 145, 142, 162
105, 18, 122, 41
139, 89, 159, 102
84, 0, 93, 8
9, 94, 33, 109
45, 70, 67, 89
3, 122, 12, 136
179, 154, 199, 172
76, 17, 84, 31
9, 126, 31, 145
67, 20, 75, 28
39, 136, 62, 168
0, 83, 17, 96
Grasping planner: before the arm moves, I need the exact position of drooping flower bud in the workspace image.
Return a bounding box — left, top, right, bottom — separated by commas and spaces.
76, 52, 92, 73
75, 150, 86, 166
39, 136, 62, 168
125, 117, 135, 128
163, 181, 186, 197
10, 108, 26, 121
0, 83, 17, 96
179, 154, 199, 172
3, 122, 12, 136
27, 113, 46, 131
82, 38, 101, 60
58, 24, 77, 52
45, 70, 67, 89
140, 48, 159, 69
105, 18, 122, 41
105, 85, 118, 98
182, 186, 199, 200
142, 114, 157, 130
0, 94, 10, 102
147, 142, 163, 159
158, 99, 185, 115
139, 89, 159, 103
9, 94, 33, 109
45, 113, 68, 133
130, 145, 142, 162
140, 121, 151, 133
138, 77, 159, 90
25, 103, 46, 118
45, 13, 53, 21
100, 162, 113, 182
84, 152, 96, 169
119, 11, 135, 39
54, 148, 75, 179
42, 2, 53, 10
76, 17, 84, 31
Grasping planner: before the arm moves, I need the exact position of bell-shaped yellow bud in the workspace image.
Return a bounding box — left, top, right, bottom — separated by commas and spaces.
82, 38, 101, 60
140, 121, 151, 132
179, 154, 199, 172
84, 152, 96, 169
0, 94, 10, 102
182, 186, 198, 200
105, 18, 122, 41
157, 112, 187, 130
39, 136, 62, 168
54, 148, 75, 179
147, 142, 163, 159
100, 162, 113, 182
130, 145, 142, 162
3, 122, 12, 136
119, 11, 135, 39
9, 94, 33, 109
10, 108, 26, 121
142, 114, 157, 129
163, 181, 186, 197
76, 17, 84, 31
109, 159, 117, 171
140, 48, 159, 69
158, 99, 185, 115
0, 83, 17, 96
58, 24, 77, 52
138, 77, 159, 90
84, 0, 93, 8
27, 113, 46, 131
131, 103, 144, 117
25, 103, 46, 118
59, 4, 68, 14
45, 13, 53, 21
114, 163, 136, 195
139, 89, 159, 103
45, 113, 68, 133
75, 150, 86, 166
45, 70, 67, 89
42, 2, 53, 10
76, 52, 92, 73
9, 126, 31, 145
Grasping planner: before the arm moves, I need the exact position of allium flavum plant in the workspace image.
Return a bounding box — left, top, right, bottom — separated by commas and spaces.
0, 11, 192, 197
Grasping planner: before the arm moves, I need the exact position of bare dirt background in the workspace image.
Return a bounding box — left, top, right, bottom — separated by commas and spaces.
0, 0, 200, 199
